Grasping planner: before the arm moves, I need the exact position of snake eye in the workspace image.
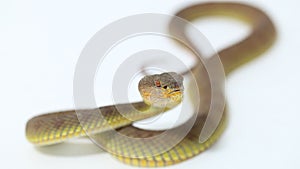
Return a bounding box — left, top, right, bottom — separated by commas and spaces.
155, 80, 161, 87
163, 85, 168, 89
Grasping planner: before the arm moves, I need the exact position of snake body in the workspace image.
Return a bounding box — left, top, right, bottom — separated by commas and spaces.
26, 2, 276, 167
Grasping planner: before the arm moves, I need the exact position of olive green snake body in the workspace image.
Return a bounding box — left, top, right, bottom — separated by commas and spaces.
26, 2, 276, 167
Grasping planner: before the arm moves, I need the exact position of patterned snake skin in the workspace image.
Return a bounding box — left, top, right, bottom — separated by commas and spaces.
26, 3, 276, 167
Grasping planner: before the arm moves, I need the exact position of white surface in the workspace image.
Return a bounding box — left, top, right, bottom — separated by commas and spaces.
0, 0, 299, 169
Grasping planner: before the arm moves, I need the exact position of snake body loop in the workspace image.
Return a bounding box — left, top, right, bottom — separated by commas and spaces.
26, 2, 276, 167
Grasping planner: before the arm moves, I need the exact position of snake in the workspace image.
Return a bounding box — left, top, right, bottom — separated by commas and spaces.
25, 2, 276, 167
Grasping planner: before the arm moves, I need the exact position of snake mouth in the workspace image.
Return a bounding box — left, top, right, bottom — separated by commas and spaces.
168, 89, 181, 94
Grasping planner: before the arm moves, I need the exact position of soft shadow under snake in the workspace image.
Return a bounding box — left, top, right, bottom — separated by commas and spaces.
35, 139, 105, 156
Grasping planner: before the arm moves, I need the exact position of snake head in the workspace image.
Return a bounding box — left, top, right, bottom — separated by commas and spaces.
138, 72, 184, 109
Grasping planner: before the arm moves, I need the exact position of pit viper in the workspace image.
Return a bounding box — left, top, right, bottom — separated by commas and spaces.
26, 2, 276, 167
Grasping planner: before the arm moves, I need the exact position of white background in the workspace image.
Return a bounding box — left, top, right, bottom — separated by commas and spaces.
0, 0, 299, 169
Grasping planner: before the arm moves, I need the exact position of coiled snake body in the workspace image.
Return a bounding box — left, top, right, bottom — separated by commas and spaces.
26, 2, 276, 167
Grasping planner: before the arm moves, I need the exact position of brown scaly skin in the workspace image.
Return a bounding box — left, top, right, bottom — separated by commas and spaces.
25, 2, 276, 167
26, 72, 184, 146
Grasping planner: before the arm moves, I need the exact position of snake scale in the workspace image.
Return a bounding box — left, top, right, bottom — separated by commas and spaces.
25, 2, 276, 167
